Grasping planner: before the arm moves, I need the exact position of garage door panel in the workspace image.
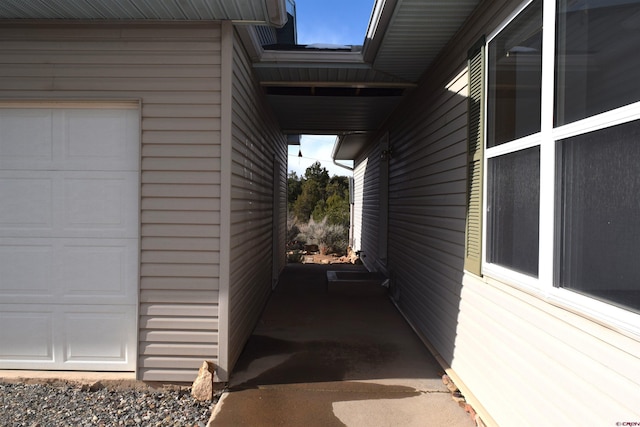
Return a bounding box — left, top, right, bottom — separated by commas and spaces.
0, 308, 54, 361
62, 109, 139, 171
0, 243, 53, 297
0, 304, 136, 370
0, 108, 138, 171
0, 176, 53, 229
63, 172, 138, 237
0, 173, 137, 239
60, 240, 137, 302
63, 310, 134, 364
0, 109, 54, 167
0, 105, 139, 372
0, 238, 137, 304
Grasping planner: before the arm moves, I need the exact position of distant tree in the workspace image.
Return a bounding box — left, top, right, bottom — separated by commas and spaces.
326, 176, 349, 199
311, 199, 327, 222
288, 162, 351, 252
287, 171, 302, 211
304, 161, 330, 189
324, 194, 350, 226
293, 179, 322, 221
293, 162, 330, 222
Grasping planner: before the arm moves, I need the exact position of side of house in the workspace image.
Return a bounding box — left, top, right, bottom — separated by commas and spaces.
0, 21, 285, 383
219, 23, 288, 380
353, 0, 640, 424
352, 139, 381, 271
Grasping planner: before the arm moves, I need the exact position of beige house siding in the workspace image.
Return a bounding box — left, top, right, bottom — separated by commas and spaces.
225, 28, 287, 375
353, 0, 640, 424
352, 141, 380, 272
386, 65, 469, 364
0, 23, 223, 382
456, 274, 640, 425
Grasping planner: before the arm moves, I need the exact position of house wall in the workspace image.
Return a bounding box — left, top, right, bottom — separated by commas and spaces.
224, 27, 287, 377
353, 0, 640, 424
352, 140, 380, 272
0, 23, 223, 382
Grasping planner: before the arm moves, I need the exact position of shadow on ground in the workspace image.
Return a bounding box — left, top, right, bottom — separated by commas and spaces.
209, 264, 471, 427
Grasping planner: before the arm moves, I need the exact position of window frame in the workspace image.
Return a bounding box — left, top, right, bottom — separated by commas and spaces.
480, 0, 640, 336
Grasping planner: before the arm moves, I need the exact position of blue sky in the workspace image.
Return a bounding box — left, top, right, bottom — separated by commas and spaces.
295, 0, 373, 46
286, 0, 374, 177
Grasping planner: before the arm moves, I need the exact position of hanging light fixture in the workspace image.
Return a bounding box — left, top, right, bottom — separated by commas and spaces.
298, 148, 303, 157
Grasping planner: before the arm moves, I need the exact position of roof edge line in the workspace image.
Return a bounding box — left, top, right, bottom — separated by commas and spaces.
256, 50, 367, 66
260, 81, 416, 88
362, 0, 399, 64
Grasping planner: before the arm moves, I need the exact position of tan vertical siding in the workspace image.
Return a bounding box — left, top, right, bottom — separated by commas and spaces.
0, 23, 222, 382
353, 140, 381, 271
386, 66, 469, 363
227, 29, 287, 372
354, 0, 640, 424
457, 274, 640, 425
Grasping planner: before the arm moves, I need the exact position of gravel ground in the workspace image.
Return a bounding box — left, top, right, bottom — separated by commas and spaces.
0, 381, 220, 427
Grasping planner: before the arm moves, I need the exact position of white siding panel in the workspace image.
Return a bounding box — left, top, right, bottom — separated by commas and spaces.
140, 344, 218, 357
382, 64, 469, 366
142, 144, 221, 158
456, 274, 640, 425
141, 250, 221, 264
355, 0, 640, 424
142, 171, 221, 185
140, 277, 219, 291
225, 29, 288, 373
0, 22, 222, 383
353, 141, 380, 271
142, 130, 221, 144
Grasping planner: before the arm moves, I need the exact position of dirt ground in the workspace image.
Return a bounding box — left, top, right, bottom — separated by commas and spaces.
301, 254, 350, 264
292, 253, 358, 264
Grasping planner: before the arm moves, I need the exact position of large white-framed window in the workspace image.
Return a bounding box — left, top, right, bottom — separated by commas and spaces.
483, 0, 640, 332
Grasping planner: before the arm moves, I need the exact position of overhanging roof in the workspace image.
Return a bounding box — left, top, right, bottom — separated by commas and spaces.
0, 0, 288, 25
244, 0, 481, 159
0, 0, 482, 160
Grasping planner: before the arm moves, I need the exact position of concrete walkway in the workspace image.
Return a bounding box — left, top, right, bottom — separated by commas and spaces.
208, 264, 472, 427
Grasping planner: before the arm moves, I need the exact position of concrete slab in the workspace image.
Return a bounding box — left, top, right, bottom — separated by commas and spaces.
208, 264, 473, 427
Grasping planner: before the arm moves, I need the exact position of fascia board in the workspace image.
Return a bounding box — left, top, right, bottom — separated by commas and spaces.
235, 26, 266, 62
257, 50, 367, 65
362, 0, 399, 64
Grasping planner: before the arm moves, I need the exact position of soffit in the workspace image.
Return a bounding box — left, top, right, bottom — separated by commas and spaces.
254, 63, 408, 86
267, 94, 404, 135
0, 0, 286, 25
371, 0, 481, 82
254, 0, 481, 159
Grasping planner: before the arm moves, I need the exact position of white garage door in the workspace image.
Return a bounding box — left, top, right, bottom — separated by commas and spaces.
0, 103, 139, 371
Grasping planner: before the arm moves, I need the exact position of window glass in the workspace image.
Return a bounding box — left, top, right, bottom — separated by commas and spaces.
556, 119, 640, 312
487, 0, 543, 147
487, 147, 540, 277
555, 0, 640, 126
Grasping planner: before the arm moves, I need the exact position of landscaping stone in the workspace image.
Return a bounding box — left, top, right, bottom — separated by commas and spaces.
191, 361, 216, 401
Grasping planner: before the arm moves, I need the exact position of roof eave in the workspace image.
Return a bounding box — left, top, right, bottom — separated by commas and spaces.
361, 0, 398, 64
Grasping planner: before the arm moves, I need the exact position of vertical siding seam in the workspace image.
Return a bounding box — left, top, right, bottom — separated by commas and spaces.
135, 99, 143, 380
217, 19, 234, 383
226, 27, 287, 371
